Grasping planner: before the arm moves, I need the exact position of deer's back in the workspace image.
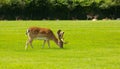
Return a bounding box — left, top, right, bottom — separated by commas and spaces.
27, 27, 55, 40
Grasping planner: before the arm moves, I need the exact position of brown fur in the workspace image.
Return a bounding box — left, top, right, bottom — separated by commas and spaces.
27, 27, 56, 40
25, 27, 64, 50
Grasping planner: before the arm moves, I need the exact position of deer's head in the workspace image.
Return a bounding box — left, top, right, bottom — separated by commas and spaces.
57, 30, 64, 48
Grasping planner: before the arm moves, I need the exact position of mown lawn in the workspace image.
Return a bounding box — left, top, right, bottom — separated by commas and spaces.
0, 20, 120, 69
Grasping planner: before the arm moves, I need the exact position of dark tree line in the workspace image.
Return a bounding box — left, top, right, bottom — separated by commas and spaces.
0, 0, 120, 20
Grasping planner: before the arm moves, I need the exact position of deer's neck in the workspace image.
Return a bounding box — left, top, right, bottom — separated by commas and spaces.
52, 35, 59, 46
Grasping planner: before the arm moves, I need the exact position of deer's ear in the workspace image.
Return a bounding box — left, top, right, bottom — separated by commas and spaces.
57, 30, 61, 34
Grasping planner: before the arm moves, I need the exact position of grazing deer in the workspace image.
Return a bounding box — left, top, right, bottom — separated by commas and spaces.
25, 27, 65, 50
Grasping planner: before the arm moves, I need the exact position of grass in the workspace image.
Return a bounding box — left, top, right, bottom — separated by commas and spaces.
0, 20, 120, 69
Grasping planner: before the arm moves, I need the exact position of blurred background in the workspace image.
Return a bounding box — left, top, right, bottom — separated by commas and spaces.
0, 0, 120, 20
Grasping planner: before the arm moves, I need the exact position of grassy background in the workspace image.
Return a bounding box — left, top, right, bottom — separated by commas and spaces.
0, 20, 120, 69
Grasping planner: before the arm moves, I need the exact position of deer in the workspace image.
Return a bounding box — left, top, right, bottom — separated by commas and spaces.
25, 27, 65, 50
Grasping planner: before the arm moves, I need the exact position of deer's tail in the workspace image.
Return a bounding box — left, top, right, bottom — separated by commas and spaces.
26, 29, 30, 35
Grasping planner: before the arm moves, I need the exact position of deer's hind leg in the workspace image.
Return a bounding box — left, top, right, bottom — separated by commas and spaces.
25, 38, 33, 50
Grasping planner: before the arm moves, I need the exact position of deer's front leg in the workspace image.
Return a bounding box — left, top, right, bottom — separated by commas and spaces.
47, 40, 50, 48
42, 40, 46, 48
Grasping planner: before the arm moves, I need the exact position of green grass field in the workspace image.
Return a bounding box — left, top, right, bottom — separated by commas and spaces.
0, 20, 120, 69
